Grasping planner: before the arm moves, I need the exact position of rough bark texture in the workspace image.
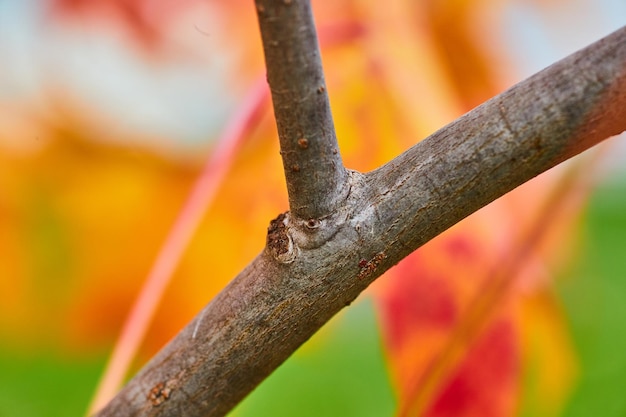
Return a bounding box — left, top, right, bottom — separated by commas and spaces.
94, 5, 626, 416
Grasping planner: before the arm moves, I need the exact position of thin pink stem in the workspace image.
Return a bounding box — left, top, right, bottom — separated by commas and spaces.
87, 77, 268, 415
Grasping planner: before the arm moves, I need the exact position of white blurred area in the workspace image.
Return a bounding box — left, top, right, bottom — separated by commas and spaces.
502, 0, 625, 77
0, 0, 248, 151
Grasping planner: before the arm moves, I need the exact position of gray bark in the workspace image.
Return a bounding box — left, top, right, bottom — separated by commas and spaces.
257, 0, 349, 221
94, 1, 626, 415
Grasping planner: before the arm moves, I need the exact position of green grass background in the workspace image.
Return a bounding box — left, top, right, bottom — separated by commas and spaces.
559, 174, 626, 417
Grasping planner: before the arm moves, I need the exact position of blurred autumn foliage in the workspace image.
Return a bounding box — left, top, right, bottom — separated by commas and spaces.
0, 1, 624, 416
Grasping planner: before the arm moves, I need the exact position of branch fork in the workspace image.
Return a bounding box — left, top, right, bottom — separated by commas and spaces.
93, 1, 626, 414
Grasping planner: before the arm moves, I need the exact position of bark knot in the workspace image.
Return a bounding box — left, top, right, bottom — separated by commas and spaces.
266, 212, 297, 263
357, 252, 387, 279
148, 382, 173, 407
297, 138, 309, 149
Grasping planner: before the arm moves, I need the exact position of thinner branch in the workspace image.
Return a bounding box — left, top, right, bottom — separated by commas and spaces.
255, 0, 349, 220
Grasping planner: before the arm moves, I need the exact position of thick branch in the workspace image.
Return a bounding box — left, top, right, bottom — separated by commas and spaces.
256, 0, 348, 220
95, 26, 626, 417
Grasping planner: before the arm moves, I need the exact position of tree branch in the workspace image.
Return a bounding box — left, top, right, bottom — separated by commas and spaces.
94, 20, 626, 417
256, 0, 349, 221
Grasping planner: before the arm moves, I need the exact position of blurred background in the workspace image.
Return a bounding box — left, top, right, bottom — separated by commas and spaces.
0, 1, 625, 416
